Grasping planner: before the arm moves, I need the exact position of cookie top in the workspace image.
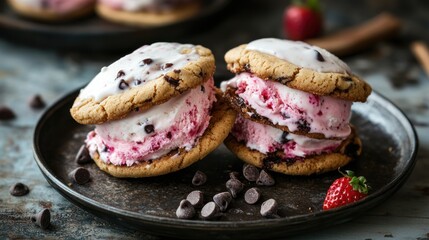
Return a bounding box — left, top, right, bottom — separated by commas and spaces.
225, 38, 372, 102
70, 42, 215, 125
224, 126, 362, 176
90, 92, 237, 178
96, 0, 200, 26
7, 0, 94, 21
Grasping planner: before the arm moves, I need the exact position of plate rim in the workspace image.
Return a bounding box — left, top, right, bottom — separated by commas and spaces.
32, 88, 419, 233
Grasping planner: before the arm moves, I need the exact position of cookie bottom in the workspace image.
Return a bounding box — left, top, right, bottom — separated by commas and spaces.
7, 0, 94, 21
91, 93, 236, 178
96, 2, 200, 27
224, 128, 362, 176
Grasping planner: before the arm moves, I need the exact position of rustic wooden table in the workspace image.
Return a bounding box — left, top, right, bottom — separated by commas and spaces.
1, 0, 429, 239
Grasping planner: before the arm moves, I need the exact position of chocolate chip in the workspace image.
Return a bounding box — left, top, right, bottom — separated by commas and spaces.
229, 171, 240, 180
200, 85, 205, 93
162, 63, 174, 69
341, 76, 353, 82
192, 171, 207, 186
29, 95, 46, 109
173, 69, 181, 74
260, 198, 278, 217
118, 80, 129, 90
226, 178, 244, 198
0, 106, 16, 120
256, 170, 275, 186
201, 201, 220, 220
166, 132, 172, 139
280, 132, 290, 143
164, 75, 180, 87
9, 182, 29, 196
176, 199, 195, 219
141, 58, 153, 65
144, 124, 154, 134
315, 50, 325, 62
68, 167, 90, 185
244, 187, 261, 205
243, 164, 259, 182
134, 80, 142, 86
31, 208, 50, 230
116, 70, 125, 79
75, 145, 92, 164
186, 190, 204, 208
213, 192, 232, 212
296, 119, 310, 132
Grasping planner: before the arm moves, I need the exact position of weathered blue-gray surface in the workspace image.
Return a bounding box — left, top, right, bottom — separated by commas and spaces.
1, 0, 429, 239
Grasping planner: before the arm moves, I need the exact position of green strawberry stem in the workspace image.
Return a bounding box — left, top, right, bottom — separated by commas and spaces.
292, 0, 320, 11
338, 169, 370, 194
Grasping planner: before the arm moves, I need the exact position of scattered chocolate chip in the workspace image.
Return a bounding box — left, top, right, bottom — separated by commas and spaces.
141, 58, 153, 65
243, 164, 259, 182
176, 199, 195, 219
315, 50, 325, 62
68, 167, 90, 185
9, 182, 29, 196
162, 63, 174, 69
226, 178, 244, 198
260, 198, 278, 217
75, 145, 92, 164
186, 190, 204, 208
116, 70, 125, 79
144, 124, 155, 134
0, 106, 16, 120
31, 208, 50, 230
280, 132, 290, 143
256, 170, 275, 186
244, 187, 261, 205
200, 85, 205, 93
164, 75, 180, 87
173, 69, 181, 74
134, 80, 142, 86
118, 80, 129, 90
201, 201, 220, 220
29, 95, 46, 109
166, 132, 172, 139
192, 171, 207, 186
213, 192, 232, 212
229, 171, 240, 180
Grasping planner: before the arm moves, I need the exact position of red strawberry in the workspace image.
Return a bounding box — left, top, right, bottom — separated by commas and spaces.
323, 170, 369, 210
283, 0, 323, 41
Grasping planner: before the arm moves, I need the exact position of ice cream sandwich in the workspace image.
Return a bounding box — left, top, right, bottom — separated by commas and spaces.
96, 0, 200, 26
221, 38, 372, 175
70, 42, 236, 177
7, 0, 95, 21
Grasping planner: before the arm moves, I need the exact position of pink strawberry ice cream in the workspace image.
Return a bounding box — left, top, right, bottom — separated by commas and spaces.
221, 72, 352, 139
232, 115, 342, 159
86, 78, 215, 166
14, 0, 94, 13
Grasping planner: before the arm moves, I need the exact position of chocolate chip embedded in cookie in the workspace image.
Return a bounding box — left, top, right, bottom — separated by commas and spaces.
225, 38, 371, 102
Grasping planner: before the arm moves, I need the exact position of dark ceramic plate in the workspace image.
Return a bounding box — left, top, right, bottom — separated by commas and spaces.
0, 0, 229, 51
33, 90, 417, 239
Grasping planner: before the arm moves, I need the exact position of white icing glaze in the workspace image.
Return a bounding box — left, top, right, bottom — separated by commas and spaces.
123, 0, 154, 11
79, 42, 200, 102
246, 38, 351, 74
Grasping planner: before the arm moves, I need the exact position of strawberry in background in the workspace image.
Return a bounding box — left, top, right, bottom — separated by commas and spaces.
283, 0, 324, 40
